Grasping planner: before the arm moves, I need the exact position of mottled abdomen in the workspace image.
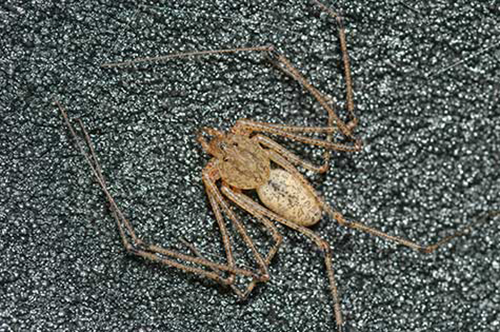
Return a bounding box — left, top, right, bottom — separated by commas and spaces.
256, 168, 322, 227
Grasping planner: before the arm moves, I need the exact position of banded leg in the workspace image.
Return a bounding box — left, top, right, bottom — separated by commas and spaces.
310, 1, 497, 253
312, 0, 357, 131
264, 46, 353, 139
261, 43, 357, 172
56, 101, 260, 285
182, 205, 283, 299
329, 210, 499, 254
262, 148, 345, 330
234, 119, 363, 154
102, 15, 358, 170
255, 133, 335, 173
182, 160, 283, 298
101, 1, 357, 133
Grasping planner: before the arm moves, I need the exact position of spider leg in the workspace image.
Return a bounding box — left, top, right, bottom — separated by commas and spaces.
234, 118, 362, 153
235, 119, 363, 152
101, 44, 343, 134
262, 48, 351, 176
265, 45, 354, 138
56, 101, 261, 285
230, 38, 363, 158
181, 209, 283, 300
253, 129, 493, 254
102, 4, 357, 168
262, 148, 346, 329
253, 133, 337, 173
199, 160, 240, 285
232, 212, 283, 299
309, 1, 496, 254
312, 0, 356, 131
330, 210, 499, 253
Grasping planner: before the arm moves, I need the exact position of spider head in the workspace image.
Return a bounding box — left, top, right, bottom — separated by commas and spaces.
196, 127, 243, 159
208, 133, 243, 160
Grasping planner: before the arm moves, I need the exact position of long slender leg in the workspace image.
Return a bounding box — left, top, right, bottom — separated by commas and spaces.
329, 210, 498, 253
312, 0, 357, 131
234, 119, 362, 154
257, 123, 492, 254
235, 213, 283, 299
264, 134, 492, 255
220, 195, 283, 299
253, 134, 337, 173
261, 46, 346, 172
102, 41, 356, 167
220, 187, 283, 299
188, 161, 285, 298
56, 101, 261, 284
259, 149, 346, 330
267, 46, 359, 169
217, 138, 346, 328
182, 209, 283, 300
311, 2, 498, 252
101, 32, 353, 135
103, 44, 345, 171
102, 45, 350, 160
100, 5, 355, 133
197, 161, 238, 285
265, 46, 354, 139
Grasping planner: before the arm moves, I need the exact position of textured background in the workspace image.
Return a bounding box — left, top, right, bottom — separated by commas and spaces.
1, 0, 500, 331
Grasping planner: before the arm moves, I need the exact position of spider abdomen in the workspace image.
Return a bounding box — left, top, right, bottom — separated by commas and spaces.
257, 168, 322, 227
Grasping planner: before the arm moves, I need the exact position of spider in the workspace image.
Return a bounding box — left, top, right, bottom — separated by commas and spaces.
55, 1, 488, 331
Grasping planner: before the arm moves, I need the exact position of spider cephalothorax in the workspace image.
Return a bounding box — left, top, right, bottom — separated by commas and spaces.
207, 132, 271, 190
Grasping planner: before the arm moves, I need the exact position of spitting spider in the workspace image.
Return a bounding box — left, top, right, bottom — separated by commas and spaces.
55, 1, 493, 331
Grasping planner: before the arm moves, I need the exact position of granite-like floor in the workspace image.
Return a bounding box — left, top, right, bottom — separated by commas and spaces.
1, 1, 499, 331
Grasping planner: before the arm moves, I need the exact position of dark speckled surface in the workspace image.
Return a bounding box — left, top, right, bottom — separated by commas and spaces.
1, 1, 499, 331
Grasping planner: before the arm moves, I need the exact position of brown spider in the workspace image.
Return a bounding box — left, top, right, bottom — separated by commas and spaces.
55, 1, 486, 331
